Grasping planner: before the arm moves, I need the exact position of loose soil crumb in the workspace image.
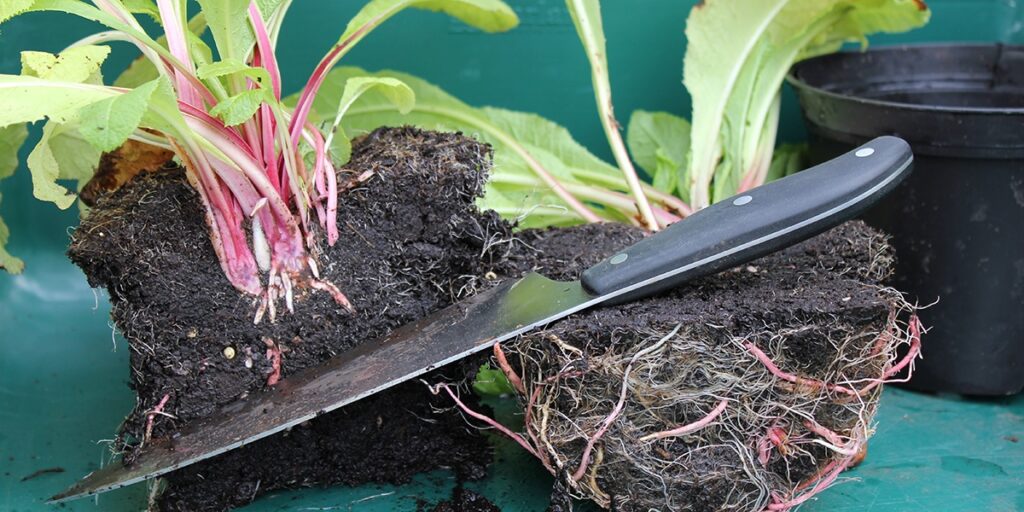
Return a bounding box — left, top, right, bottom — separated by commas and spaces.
426, 487, 503, 512
20, 467, 65, 482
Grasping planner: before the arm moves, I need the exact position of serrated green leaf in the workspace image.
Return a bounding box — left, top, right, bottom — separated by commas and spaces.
26, 122, 102, 209
197, 0, 283, 65
335, 0, 517, 56
21, 45, 110, 82
121, 0, 158, 19
78, 79, 159, 152
472, 363, 515, 396
0, 75, 120, 126
626, 110, 690, 197
325, 76, 414, 164
209, 89, 265, 126
196, 59, 272, 86
0, 0, 33, 24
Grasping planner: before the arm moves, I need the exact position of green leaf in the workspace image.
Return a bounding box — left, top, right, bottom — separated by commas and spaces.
325, 76, 414, 165
626, 110, 690, 197
26, 122, 102, 209
196, 0, 254, 64
334, 0, 517, 59
0, 123, 28, 274
121, 0, 158, 19
299, 68, 633, 227
683, 0, 929, 207
21, 45, 110, 82
196, 59, 272, 87
0, 0, 33, 24
78, 79, 159, 152
0, 74, 119, 126
196, 0, 283, 65
472, 363, 515, 396
0, 193, 23, 273
0, 123, 26, 181
208, 89, 266, 126
766, 143, 807, 182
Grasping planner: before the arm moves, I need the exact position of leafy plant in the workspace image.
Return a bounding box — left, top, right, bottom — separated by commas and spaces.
681, 0, 930, 208
307, 0, 928, 236
0, 0, 517, 317
299, 67, 690, 230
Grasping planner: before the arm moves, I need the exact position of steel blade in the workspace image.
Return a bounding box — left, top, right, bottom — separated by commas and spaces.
51, 273, 597, 503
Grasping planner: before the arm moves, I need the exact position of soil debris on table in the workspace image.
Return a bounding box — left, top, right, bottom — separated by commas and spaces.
20, 467, 65, 482
425, 486, 503, 512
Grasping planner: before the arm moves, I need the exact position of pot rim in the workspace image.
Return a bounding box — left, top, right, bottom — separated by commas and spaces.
787, 42, 1024, 117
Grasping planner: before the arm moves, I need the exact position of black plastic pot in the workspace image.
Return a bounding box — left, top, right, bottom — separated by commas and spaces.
789, 44, 1024, 396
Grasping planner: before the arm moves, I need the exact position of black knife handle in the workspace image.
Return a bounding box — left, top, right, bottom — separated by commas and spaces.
581, 135, 913, 303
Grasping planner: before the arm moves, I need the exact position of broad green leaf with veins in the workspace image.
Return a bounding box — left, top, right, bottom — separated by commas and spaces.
79, 79, 160, 152
0, 0, 32, 23
683, 0, 928, 207
209, 89, 267, 126
196, 0, 284, 64
26, 122, 102, 209
325, 76, 414, 164
340, 0, 517, 47
21, 45, 110, 82
0, 75, 119, 126
626, 110, 690, 198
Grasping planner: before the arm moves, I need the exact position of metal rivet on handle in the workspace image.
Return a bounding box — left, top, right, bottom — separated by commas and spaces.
855, 147, 875, 157
733, 195, 753, 206
610, 253, 628, 265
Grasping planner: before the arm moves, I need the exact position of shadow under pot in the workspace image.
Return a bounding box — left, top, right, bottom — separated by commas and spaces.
788, 43, 1024, 396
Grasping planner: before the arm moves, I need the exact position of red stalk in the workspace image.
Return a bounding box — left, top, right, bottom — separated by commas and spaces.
248, 2, 282, 100
156, 0, 201, 107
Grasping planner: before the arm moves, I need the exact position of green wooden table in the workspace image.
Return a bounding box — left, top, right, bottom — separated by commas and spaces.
1, 253, 1022, 511
2, 1, 1022, 510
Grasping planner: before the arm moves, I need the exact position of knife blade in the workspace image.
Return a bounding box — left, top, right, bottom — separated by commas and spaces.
51, 136, 913, 503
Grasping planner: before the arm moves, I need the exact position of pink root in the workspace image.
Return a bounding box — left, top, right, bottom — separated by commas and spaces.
758, 435, 773, 465
493, 343, 525, 394
431, 383, 541, 460
264, 338, 283, 386
803, 418, 859, 456
309, 279, 355, 313
640, 399, 729, 442
743, 341, 858, 396
144, 393, 171, 441
855, 313, 923, 395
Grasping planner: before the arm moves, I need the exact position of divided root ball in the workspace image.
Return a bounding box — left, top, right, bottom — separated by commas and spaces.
67, 126, 916, 512
495, 224, 919, 511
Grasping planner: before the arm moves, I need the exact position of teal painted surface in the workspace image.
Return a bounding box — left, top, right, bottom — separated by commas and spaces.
1, 1, 1022, 511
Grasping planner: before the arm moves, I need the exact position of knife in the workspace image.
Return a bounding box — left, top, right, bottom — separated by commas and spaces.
51, 136, 912, 503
